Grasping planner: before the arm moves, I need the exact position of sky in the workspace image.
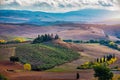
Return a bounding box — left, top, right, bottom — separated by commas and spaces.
0, 0, 120, 12
0, 0, 120, 24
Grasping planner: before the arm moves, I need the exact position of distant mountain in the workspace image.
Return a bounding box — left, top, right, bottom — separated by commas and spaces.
0, 9, 118, 26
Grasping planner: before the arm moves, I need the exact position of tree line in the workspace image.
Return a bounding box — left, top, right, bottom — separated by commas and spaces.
32, 34, 59, 44
96, 54, 116, 63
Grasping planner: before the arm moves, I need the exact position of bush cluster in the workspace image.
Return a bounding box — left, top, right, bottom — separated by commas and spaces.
63, 39, 99, 43
63, 39, 120, 51
0, 38, 26, 44
99, 40, 120, 51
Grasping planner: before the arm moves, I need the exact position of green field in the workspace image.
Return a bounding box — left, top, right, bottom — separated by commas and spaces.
16, 43, 80, 70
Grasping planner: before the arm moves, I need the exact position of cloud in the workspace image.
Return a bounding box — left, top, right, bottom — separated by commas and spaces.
0, 0, 120, 12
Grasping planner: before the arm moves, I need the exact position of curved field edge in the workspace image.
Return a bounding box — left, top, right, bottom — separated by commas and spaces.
15, 43, 80, 70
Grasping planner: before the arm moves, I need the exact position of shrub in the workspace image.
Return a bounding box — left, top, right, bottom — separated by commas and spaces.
77, 62, 95, 69
0, 74, 8, 80
10, 56, 19, 62
63, 40, 72, 43
109, 41, 116, 46
14, 38, 25, 43
118, 77, 120, 80
0, 39, 6, 44
24, 63, 31, 71
93, 65, 113, 80
112, 66, 119, 69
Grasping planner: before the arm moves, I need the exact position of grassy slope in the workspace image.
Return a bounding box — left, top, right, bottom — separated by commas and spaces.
15, 42, 80, 70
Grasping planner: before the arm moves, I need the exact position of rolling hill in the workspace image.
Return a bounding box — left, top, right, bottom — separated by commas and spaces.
0, 23, 120, 41
15, 40, 79, 70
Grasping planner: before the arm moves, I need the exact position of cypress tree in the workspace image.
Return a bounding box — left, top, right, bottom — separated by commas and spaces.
103, 56, 106, 62
55, 34, 59, 40
100, 58, 102, 63
96, 58, 99, 63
